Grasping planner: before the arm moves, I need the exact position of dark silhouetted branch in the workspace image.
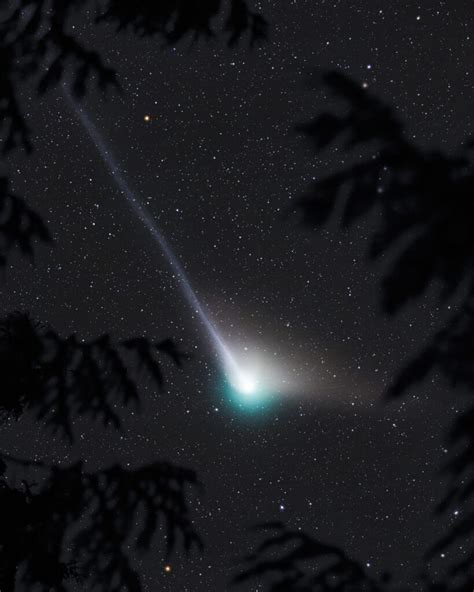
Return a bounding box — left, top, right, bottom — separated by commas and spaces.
0, 312, 186, 441
0, 456, 201, 592
296, 70, 474, 590
233, 522, 385, 592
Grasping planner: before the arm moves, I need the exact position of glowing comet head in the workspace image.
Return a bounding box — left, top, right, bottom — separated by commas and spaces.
234, 372, 257, 396
226, 363, 270, 410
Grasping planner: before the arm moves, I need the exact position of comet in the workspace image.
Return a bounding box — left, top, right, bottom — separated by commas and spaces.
64, 91, 257, 398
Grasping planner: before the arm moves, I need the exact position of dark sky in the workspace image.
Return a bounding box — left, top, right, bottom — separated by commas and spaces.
1, 1, 474, 590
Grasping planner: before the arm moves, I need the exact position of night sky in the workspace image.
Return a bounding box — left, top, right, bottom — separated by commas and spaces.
1, 1, 473, 590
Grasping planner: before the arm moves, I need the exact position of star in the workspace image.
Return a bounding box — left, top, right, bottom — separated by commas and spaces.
164, 565, 172, 573
143, 114, 151, 122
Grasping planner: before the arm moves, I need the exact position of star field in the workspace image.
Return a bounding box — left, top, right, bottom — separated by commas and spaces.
1, 1, 473, 590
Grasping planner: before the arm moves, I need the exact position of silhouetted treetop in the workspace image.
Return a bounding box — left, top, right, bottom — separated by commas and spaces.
0, 312, 187, 441
0, 309, 198, 591
425, 390, 474, 592
389, 296, 474, 398
97, 0, 267, 46
0, 0, 266, 266
1, 0, 266, 154
0, 176, 51, 266
0, 455, 201, 592
296, 71, 474, 316
233, 522, 385, 592
296, 70, 474, 591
